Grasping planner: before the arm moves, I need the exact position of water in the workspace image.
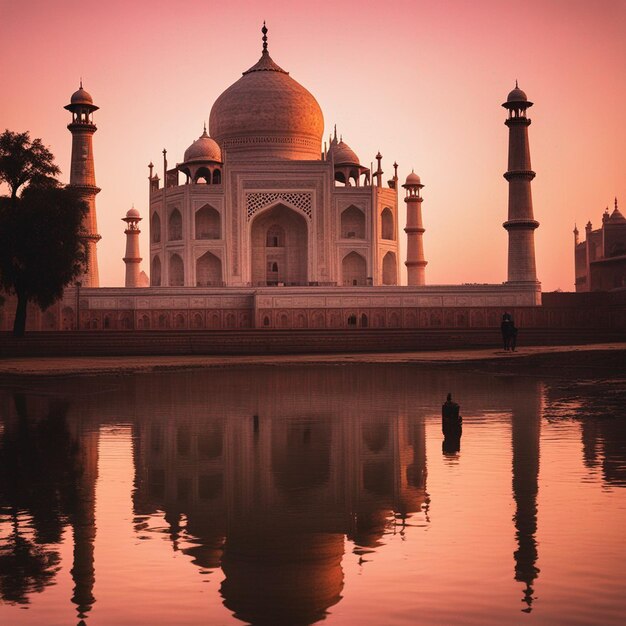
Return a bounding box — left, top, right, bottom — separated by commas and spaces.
0, 363, 624, 626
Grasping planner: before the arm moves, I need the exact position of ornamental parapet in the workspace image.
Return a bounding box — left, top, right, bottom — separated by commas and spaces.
83, 232, 102, 242
69, 183, 101, 195
503, 170, 535, 181
505, 117, 531, 127
67, 122, 97, 132
503, 219, 540, 230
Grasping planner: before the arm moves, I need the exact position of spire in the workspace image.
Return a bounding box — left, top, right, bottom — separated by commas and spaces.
515, 79, 518, 88
202, 122, 208, 137
616, 197, 619, 211
333, 124, 337, 142
80, 77, 83, 89
262, 21, 268, 54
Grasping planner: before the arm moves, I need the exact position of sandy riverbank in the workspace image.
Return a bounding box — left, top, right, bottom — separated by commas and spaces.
0, 342, 624, 378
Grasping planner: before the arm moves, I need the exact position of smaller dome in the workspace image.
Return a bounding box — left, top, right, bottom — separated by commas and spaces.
71, 87, 94, 105
507, 86, 528, 103
329, 140, 360, 166
126, 207, 140, 219
184, 128, 222, 163
405, 170, 422, 186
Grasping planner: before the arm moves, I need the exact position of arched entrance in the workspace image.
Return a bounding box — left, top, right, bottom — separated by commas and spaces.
196, 251, 222, 286
382, 251, 397, 285
250, 204, 308, 286
342, 251, 367, 286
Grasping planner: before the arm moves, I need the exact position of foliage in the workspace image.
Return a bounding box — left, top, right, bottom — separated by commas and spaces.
0, 185, 88, 307
0, 130, 88, 335
0, 130, 59, 200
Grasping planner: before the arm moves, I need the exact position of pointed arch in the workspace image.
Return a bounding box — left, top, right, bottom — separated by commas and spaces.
381, 207, 395, 240
196, 251, 222, 286
168, 208, 182, 240
382, 251, 397, 285
341, 205, 365, 239
194, 167, 212, 184
342, 251, 367, 286
250, 204, 308, 286
151, 255, 161, 286
151, 212, 161, 243
169, 253, 184, 286
195, 204, 221, 239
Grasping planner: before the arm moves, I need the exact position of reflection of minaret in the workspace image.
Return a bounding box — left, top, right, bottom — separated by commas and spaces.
65, 82, 101, 287
511, 380, 542, 612
68, 423, 99, 625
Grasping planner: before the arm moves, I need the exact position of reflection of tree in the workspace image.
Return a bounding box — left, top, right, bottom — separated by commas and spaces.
0, 515, 60, 604
0, 393, 95, 621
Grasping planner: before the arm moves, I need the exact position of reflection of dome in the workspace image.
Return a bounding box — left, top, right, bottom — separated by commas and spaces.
184, 128, 222, 163
329, 140, 360, 166
70, 87, 94, 105
209, 45, 324, 160
221, 532, 344, 626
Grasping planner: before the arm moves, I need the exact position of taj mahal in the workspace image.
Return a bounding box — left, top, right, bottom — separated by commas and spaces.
0, 25, 544, 332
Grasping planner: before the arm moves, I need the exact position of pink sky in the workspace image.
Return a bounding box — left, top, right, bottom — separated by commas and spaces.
1, 0, 624, 290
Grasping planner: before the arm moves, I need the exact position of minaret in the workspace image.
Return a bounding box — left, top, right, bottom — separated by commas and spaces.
502, 83, 539, 283
573, 224, 579, 246
403, 171, 427, 286
65, 82, 101, 287
122, 207, 143, 287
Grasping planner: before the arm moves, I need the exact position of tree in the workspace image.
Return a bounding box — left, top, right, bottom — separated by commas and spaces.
0, 130, 88, 336
0, 182, 88, 337
0, 130, 59, 201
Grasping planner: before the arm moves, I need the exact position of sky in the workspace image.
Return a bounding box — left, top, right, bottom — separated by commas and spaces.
0, 0, 624, 290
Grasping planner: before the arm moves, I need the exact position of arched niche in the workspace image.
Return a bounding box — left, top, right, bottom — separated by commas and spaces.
196, 251, 222, 286
195, 204, 221, 239
151, 255, 161, 286
194, 166, 212, 184
341, 205, 365, 239
168, 208, 182, 241
381, 207, 395, 240
382, 251, 397, 285
169, 253, 184, 286
342, 251, 367, 286
151, 212, 161, 243
250, 204, 308, 286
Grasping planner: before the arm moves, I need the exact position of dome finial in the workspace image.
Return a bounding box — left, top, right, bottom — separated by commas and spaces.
616, 197, 619, 211
202, 121, 207, 136
262, 21, 268, 53
80, 77, 83, 89
515, 79, 518, 88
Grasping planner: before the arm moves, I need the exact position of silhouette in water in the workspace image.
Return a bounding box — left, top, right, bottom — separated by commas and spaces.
501, 312, 518, 351
442, 393, 462, 453
0, 394, 97, 626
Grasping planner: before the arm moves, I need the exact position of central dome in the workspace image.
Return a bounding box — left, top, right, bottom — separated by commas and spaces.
209, 43, 324, 161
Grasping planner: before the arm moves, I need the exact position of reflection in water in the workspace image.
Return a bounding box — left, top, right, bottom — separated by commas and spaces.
0, 364, 623, 625
131, 368, 428, 624
0, 393, 98, 625
511, 380, 541, 612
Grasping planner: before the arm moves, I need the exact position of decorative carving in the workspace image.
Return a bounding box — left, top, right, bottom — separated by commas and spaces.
246, 192, 312, 220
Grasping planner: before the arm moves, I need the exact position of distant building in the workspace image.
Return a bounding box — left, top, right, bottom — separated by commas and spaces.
574, 199, 626, 292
